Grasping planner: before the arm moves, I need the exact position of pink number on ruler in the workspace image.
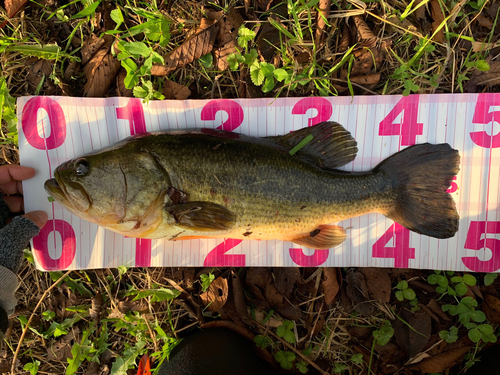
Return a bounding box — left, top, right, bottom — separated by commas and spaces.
117, 99, 151, 265
200, 99, 244, 131
372, 223, 415, 268
447, 176, 458, 193
204, 239, 245, 267
462, 221, 500, 272
22, 97, 66, 150
291, 97, 333, 126
33, 220, 76, 270
116, 98, 147, 135
379, 96, 423, 146
289, 248, 329, 266
470, 94, 500, 148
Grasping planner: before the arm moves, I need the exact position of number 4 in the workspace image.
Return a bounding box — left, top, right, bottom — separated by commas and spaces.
372, 223, 416, 268
379, 96, 423, 146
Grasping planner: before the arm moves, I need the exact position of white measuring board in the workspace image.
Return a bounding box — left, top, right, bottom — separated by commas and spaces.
17, 94, 500, 272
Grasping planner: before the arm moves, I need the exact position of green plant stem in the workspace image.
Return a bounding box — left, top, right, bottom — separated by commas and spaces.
368, 337, 376, 375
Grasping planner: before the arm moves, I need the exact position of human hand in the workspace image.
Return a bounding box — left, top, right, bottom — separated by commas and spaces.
0, 165, 48, 229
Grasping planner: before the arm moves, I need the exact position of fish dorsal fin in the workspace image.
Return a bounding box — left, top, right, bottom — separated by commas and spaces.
291, 224, 346, 249
267, 122, 358, 169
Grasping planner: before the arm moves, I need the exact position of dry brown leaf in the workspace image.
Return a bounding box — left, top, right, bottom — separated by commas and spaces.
353, 16, 377, 47
414, 0, 427, 20
250, 308, 283, 327
256, 0, 274, 11
359, 268, 391, 303
82, 34, 106, 66
394, 310, 431, 358
265, 281, 283, 307
230, 270, 252, 325
163, 79, 191, 100
274, 268, 301, 299
117, 299, 149, 314
349, 73, 380, 87
477, 14, 494, 29
200, 276, 229, 311
346, 271, 374, 315
483, 295, 500, 324
47, 328, 80, 361
426, 299, 451, 321
26, 58, 63, 96
295, 51, 310, 64
83, 35, 120, 97
430, 0, 445, 43
64, 60, 80, 83
116, 68, 133, 97
322, 267, 340, 305
5, 0, 28, 17
151, 18, 219, 76
257, 18, 282, 61
338, 23, 351, 53
315, 0, 331, 47
82, 362, 101, 375
90, 292, 103, 323
409, 346, 471, 372
214, 9, 244, 71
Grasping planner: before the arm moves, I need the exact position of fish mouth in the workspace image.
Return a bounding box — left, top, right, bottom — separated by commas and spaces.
44, 171, 91, 213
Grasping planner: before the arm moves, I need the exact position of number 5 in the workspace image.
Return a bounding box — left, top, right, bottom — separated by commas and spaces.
462, 221, 500, 272
470, 94, 500, 148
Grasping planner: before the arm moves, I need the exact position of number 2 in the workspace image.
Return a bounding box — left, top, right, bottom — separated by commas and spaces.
204, 239, 245, 267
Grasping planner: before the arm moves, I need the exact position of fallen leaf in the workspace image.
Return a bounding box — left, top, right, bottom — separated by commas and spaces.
230, 270, 253, 325
246, 267, 272, 303
394, 310, 431, 358
409, 346, 471, 372
311, 301, 327, 337
82, 362, 100, 375
359, 268, 391, 303
151, 18, 220, 76
116, 68, 133, 97
295, 51, 310, 64
47, 328, 80, 362
117, 299, 149, 314
265, 281, 283, 307
163, 79, 191, 100
322, 267, 340, 305
255, 0, 273, 11
214, 9, 244, 71
430, 0, 445, 43
64, 60, 80, 83
338, 23, 351, 53
257, 17, 282, 61
483, 295, 500, 324
349, 73, 380, 87
277, 299, 302, 321
90, 292, 103, 323
315, 0, 331, 47
81, 34, 106, 66
220, 294, 245, 326
346, 270, 374, 315
250, 308, 283, 328
353, 16, 377, 47
83, 35, 120, 97
200, 276, 229, 311
477, 14, 494, 29
274, 268, 301, 299
26, 58, 63, 96
5, 0, 28, 18
414, 0, 427, 21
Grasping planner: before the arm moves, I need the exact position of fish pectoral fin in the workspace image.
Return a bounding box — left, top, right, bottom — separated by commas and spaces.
291, 225, 346, 249
165, 202, 236, 231
266, 122, 358, 169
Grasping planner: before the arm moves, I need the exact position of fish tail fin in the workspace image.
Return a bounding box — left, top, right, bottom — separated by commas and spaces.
376, 143, 460, 238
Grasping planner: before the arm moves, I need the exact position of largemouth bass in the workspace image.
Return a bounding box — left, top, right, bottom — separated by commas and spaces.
44, 122, 460, 249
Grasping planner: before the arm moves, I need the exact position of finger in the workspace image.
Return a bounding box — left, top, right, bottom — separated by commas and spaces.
0, 165, 36, 185
22, 211, 48, 230
0, 180, 19, 195
3, 195, 24, 213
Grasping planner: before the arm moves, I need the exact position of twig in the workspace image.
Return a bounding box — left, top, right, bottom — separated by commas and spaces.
11, 270, 71, 374
255, 321, 330, 375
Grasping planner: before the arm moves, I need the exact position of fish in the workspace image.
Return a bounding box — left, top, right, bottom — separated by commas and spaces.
44, 122, 460, 249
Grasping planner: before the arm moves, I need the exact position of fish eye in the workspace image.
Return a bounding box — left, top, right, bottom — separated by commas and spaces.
75, 159, 89, 176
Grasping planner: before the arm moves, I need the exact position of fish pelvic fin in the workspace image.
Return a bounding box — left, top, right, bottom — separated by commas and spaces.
376, 143, 460, 239
291, 224, 346, 249
267, 122, 358, 169
166, 201, 236, 231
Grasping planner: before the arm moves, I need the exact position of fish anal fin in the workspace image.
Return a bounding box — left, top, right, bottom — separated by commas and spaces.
291, 224, 346, 249
166, 201, 236, 231
267, 122, 358, 169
